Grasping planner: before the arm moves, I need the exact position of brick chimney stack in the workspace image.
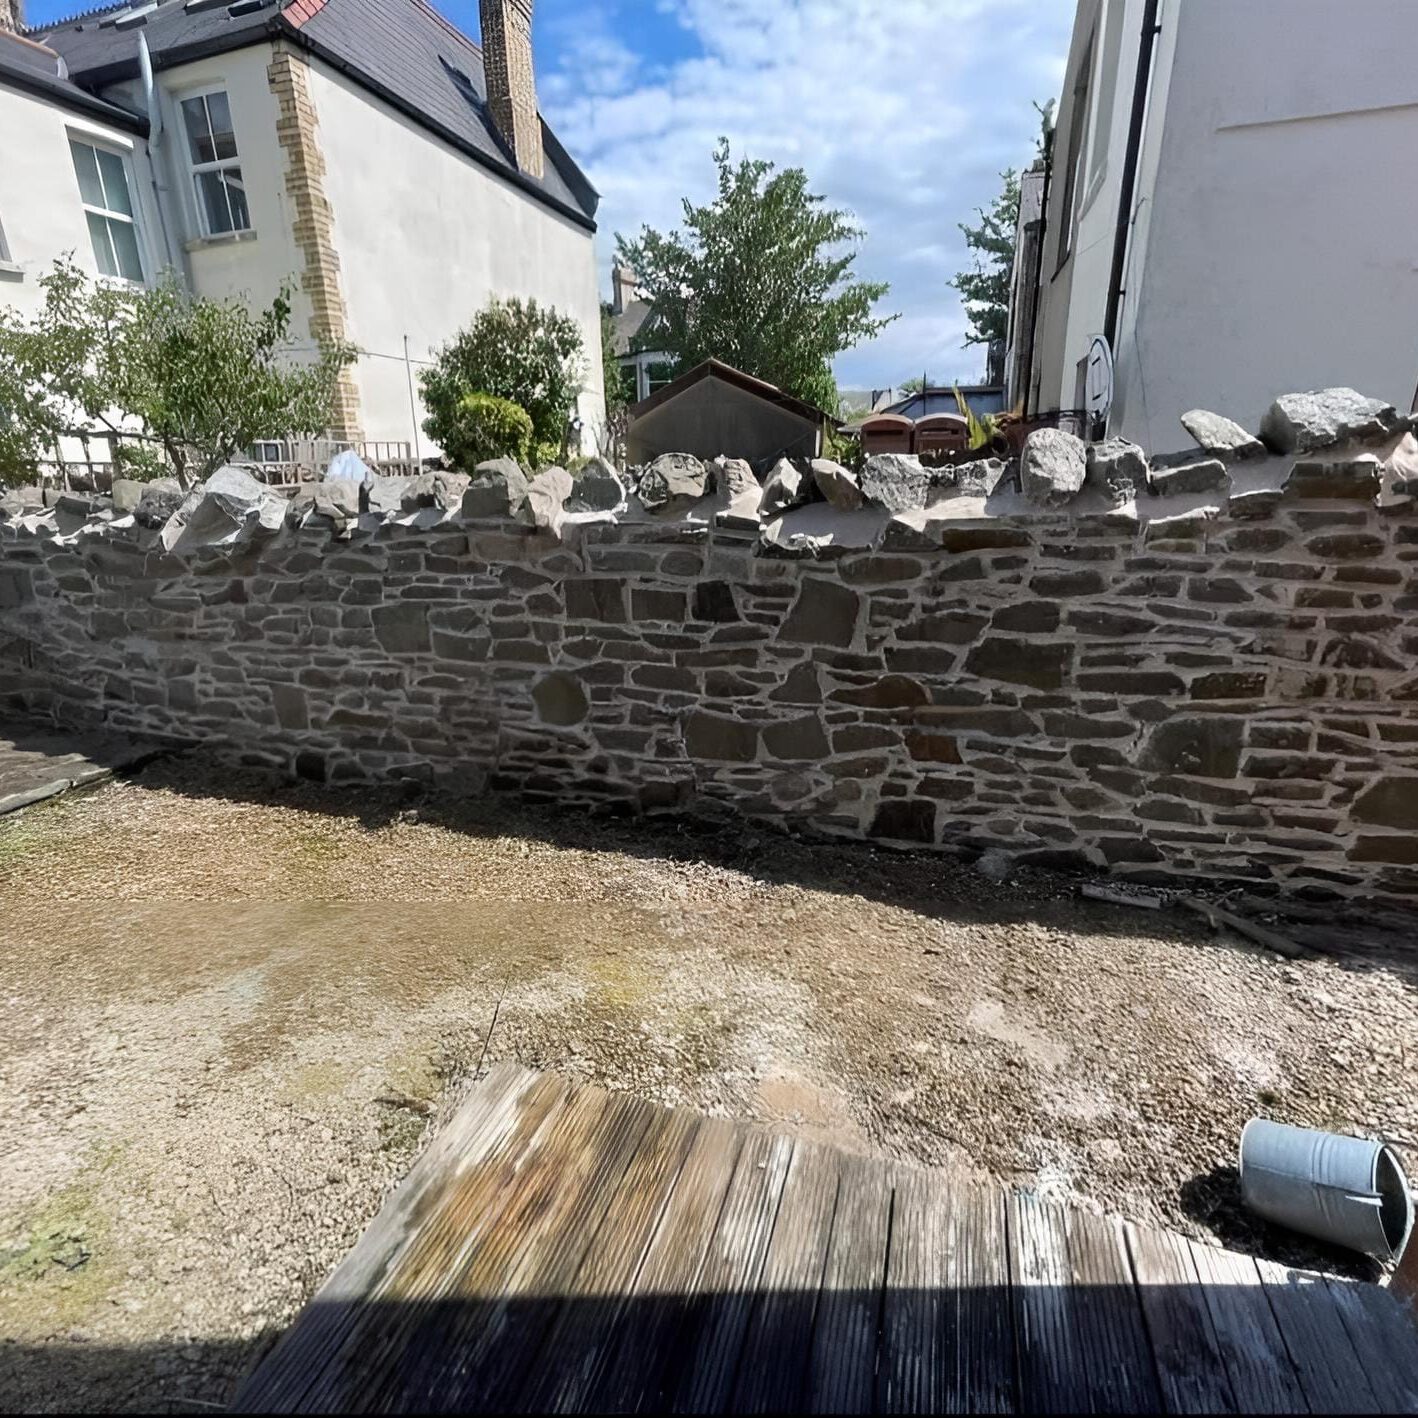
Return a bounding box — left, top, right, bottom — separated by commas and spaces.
480, 0, 543, 180
611, 264, 638, 316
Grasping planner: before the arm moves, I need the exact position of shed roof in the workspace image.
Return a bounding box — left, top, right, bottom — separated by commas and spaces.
629, 358, 835, 427
29, 0, 597, 230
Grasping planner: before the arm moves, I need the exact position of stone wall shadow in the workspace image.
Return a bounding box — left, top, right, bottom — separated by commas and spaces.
40, 736, 1418, 993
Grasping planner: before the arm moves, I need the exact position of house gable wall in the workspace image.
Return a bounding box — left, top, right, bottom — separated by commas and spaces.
301, 54, 604, 455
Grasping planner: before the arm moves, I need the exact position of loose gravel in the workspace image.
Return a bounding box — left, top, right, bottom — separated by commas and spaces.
2, 754, 1416, 1413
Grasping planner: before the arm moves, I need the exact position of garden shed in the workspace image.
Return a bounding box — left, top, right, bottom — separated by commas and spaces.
625, 358, 832, 467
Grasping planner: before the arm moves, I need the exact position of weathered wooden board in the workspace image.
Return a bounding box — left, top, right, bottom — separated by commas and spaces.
1009, 1191, 1081, 1414
1324, 1275, 1418, 1415
1126, 1223, 1235, 1415
585, 1117, 745, 1414
432, 1087, 660, 1414
1257, 1258, 1382, 1415
940, 1185, 1015, 1414
877, 1167, 951, 1416
667, 1127, 795, 1414
235, 1069, 1411, 1417
232, 1061, 563, 1414
1062, 1205, 1162, 1414
730, 1138, 842, 1414
513, 1106, 702, 1413
1188, 1241, 1308, 1414
806, 1155, 893, 1414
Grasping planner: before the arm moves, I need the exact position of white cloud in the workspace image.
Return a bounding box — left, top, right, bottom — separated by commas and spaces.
540, 0, 1077, 388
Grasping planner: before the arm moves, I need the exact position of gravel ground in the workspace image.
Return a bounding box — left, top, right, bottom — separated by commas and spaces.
2, 754, 1416, 1412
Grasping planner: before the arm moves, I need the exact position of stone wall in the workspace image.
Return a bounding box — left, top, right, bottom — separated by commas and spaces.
3, 406, 1417, 905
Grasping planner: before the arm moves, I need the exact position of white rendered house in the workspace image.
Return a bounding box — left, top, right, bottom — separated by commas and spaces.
0, 0, 605, 460
1020, 0, 1418, 449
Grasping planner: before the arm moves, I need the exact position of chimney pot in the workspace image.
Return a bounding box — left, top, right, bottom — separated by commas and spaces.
480, 0, 543, 180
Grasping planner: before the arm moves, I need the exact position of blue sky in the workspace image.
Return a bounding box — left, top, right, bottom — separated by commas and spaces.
25, 0, 1077, 389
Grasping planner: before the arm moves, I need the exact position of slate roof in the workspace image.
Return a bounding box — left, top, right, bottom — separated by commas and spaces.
610, 298, 655, 357
29, 0, 597, 229
0, 27, 147, 130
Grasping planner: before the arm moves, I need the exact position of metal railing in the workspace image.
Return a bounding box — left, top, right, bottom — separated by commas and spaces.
34, 434, 419, 493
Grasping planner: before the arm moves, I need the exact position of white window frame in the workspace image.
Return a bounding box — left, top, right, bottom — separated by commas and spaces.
69, 136, 146, 283
179, 86, 252, 238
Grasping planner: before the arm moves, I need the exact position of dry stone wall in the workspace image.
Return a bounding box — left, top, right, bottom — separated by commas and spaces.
3, 405, 1418, 905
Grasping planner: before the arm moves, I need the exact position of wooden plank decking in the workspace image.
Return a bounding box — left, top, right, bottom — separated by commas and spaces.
234, 1062, 1418, 1414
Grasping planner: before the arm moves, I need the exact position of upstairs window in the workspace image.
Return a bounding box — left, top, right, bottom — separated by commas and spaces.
1054, 33, 1094, 272
69, 139, 145, 281
181, 89, 251, 236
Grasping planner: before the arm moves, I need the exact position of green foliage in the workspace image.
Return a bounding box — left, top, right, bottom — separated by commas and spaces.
0, 260, 354, 488
821, 422, 862, 472
427, 391, 533, 471
949, 168, 1020, 352
616, 139, 894, 411
0, 257, 130, 485
421, 297, 585, 459
112, 441, 168, 482
600, 305, 632, 417
113, 275, 354, 486
952, 385, 1001, 451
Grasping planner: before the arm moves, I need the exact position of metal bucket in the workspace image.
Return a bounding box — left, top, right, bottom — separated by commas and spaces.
1239, 1118, 1414, 1262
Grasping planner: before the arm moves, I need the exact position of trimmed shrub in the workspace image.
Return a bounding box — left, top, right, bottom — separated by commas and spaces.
432, 392, 533, 470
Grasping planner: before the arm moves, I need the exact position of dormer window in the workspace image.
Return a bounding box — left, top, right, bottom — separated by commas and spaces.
181, 89, 251, 236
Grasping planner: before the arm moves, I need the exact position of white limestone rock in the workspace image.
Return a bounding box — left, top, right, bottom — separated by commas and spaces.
161, 464, 284, 551
525, 466, 573, 532
566, 456, 626, 514
810, 457, 864, 511
1180, 408, 1265, 462
638, 452, 707, 507
461, 457, 530, 520
859, 453, 934, 514
1020, 428, 1086, 505
1260, 388, 1399, 454
759, 457, 811, 517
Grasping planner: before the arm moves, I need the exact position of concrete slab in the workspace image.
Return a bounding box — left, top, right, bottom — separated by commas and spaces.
0, 721, 166, 815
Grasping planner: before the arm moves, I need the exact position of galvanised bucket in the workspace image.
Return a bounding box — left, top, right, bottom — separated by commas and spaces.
1240, 1118, 1413, 1262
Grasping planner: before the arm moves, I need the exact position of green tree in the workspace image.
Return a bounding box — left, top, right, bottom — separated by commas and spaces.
949, 168, 1021, 357
421, 297, 584, 465
112, 275, 354, 487
0, 261, 354, 488
616, 139, 894, 414
0, 258, 130, 485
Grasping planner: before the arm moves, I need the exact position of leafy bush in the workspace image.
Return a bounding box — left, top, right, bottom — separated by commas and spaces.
420, 297, 585, 462
0, 260, 354, 488
112, 441, 169, 482
430, 391, 533, 470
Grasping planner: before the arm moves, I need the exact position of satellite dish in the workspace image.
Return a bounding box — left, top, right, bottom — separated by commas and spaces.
1085, 335, 1114, 422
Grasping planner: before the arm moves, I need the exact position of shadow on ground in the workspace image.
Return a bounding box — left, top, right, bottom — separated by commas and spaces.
59, 734, 1418, 993
6, 1278, 1417, 1415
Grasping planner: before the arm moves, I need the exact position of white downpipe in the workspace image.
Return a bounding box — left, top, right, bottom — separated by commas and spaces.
404, 335, 422, 466
137, 32, 183, 277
